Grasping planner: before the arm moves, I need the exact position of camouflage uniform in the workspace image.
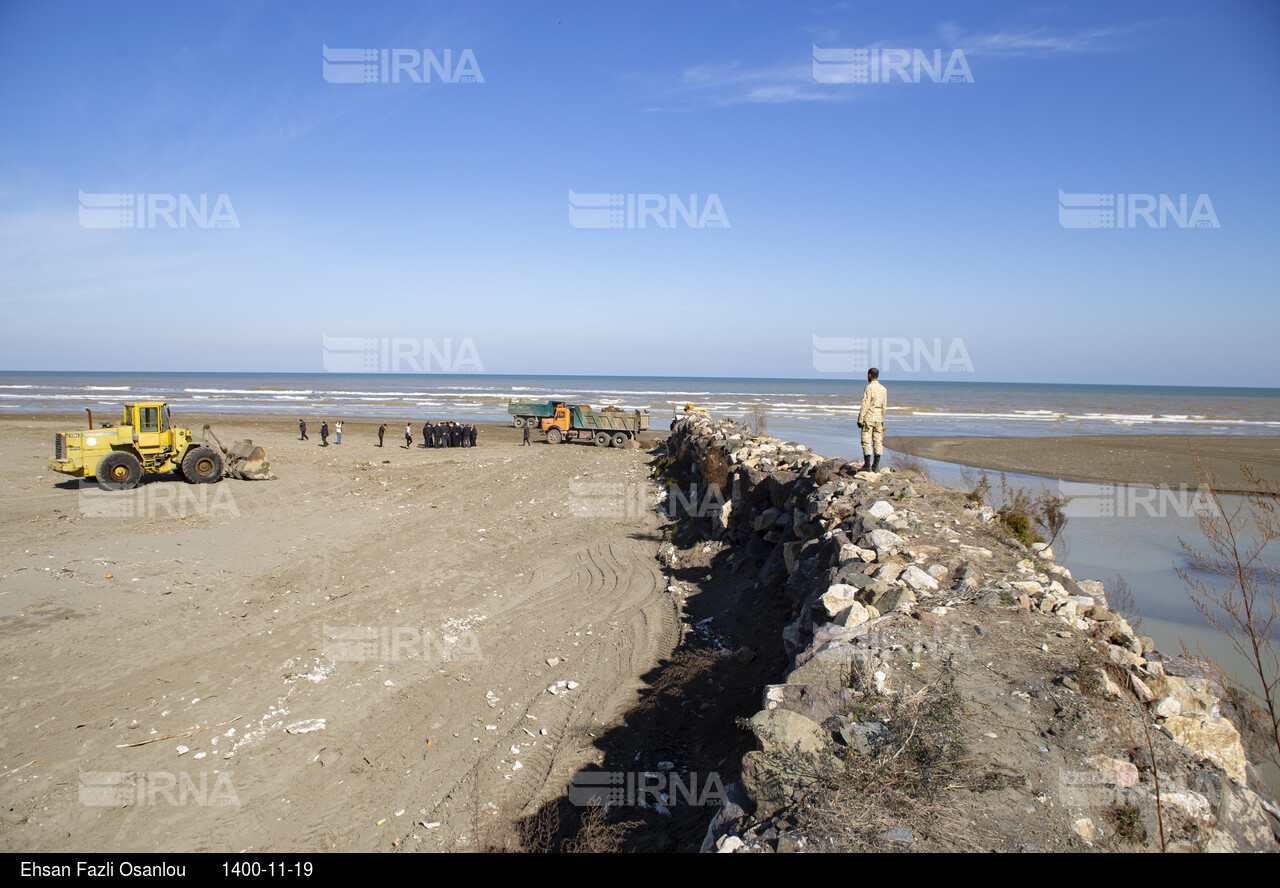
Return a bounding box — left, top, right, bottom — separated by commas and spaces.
858, 379, 887, 458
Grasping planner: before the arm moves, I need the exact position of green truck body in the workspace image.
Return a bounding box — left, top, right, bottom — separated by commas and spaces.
568, 405, 650, 434
506, 399, 563, 428
507, 399, 649, 446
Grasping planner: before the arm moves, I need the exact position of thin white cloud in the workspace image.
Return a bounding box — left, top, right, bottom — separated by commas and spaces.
639, 18, 1154, 109
936, 21, 1143, 57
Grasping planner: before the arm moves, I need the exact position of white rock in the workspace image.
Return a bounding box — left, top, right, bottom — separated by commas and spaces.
868, 501, 895, 520
716, 835, 745, 853
1072, 817, 1098, 842
900, 565, 939, 592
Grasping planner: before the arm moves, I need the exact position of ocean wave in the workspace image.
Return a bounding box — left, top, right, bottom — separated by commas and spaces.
183, 388, 314, 395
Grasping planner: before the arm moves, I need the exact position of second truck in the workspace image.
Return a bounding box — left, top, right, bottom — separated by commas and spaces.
507, 399, 649, 447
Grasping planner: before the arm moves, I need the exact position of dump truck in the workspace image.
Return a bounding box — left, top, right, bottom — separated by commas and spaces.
506, 399, 563, 429
538, 403, 650, 447
48, 402, 274, 490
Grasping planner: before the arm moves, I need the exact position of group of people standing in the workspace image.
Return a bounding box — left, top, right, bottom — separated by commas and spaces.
299, 419, 478, 449
398, 421, 478, 449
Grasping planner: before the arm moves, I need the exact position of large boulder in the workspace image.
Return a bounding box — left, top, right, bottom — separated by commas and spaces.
861, 528, 906, 557
789, 642, 869, 691
761, 683, 853, 724
900, 565, 939, 592
741, 709, 841, 819
1162, 715, 1248, 784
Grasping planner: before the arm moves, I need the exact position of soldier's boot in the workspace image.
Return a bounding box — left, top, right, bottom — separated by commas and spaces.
860, 451, 874, 472
871, 452, 881, 472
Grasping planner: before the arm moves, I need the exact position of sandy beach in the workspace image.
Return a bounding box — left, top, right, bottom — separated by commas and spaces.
0, 413, 677, 851
887, 434, 1280, 493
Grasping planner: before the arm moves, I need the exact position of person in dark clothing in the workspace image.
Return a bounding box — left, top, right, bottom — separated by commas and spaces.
378, 423, 386, 447
422, 422, 430, 448
320, 422, 329, 447
469, 424, 477, 447
299, 419, 308, 441
404, 423, 412, 449
522, 424, 531, 446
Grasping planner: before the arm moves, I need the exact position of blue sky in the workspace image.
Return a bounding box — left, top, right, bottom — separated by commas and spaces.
1, 1, 1277, 385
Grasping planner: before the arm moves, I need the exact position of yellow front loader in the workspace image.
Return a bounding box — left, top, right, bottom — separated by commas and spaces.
49, 402, 272, 490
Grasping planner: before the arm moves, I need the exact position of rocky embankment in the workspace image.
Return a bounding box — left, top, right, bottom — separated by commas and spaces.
659, 413, 1280, 853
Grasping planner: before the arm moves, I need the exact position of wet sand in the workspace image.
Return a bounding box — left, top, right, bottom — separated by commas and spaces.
887, 434, 1280, 493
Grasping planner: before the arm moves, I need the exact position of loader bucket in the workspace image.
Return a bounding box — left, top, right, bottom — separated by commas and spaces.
200, 426, 276, 480
224, 439, 275, 480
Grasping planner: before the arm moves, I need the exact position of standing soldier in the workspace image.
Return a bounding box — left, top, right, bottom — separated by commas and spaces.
857, 367, 887, 472
378, 423, 386, 447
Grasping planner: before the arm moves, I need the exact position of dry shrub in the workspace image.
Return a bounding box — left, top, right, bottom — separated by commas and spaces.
700, 446, 730, 489
960, 466, 991, 507
1178, 454, 1280, 769
891, 451, 930, 481
797, 664, 1009, 850
562, 805, 635, 853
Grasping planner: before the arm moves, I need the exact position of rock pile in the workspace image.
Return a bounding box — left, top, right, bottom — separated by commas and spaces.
661, 413, 1280, 853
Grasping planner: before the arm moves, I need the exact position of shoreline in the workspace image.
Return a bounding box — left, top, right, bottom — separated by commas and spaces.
887, 434, 1280, 494
663, 413, 1280, 852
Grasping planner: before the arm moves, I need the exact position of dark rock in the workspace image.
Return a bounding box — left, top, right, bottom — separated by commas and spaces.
815, 459, 847, 485
775, 834, 803, 853
877, 827, 916, 850
699, 780, 751, 853
837, 721, 890, 755
763, 682, 852, 725
766, 472, 799, 511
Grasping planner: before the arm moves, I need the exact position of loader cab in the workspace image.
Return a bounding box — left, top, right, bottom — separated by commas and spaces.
127, 402, 171, 451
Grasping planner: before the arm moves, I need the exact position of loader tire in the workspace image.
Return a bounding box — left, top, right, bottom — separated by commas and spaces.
546, 427, 563, 445
96, 451, 143, 490
182, 446, 223, 484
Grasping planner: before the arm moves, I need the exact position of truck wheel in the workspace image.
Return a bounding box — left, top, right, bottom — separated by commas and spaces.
594, 432, 610, 447
611, 432, 628, 448
96, 451, 143, 490
546, 427, 563, 445
512, 417, 525, 429
182, 446, 223, 484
